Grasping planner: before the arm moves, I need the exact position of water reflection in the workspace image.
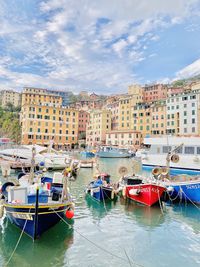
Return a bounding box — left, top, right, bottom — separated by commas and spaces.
168, 204, 200, 234
120, 197, 165, 229
0, 217, 74, 266
85, 194, 117, 220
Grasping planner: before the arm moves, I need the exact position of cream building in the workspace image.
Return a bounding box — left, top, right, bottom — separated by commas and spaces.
86, 110, 111, 146
106, 130, 142, 149
0, 90, 21, 108
166, 89, 200, 136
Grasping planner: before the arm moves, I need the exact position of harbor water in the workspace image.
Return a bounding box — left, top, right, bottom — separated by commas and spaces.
0, 158, 200, 267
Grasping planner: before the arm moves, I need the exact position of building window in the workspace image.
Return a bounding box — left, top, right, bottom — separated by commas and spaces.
45, 129, 48, 133
192, 127, 195, 132
30, 128, 33, 132
197, 147, 200, 154
184, 146, 195, 154
192, 118, 195, 124
184, 119, 187, 124
163, 146, 172, 153
192, 110, 195, 115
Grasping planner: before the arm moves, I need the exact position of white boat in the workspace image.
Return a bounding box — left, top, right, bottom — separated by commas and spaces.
80, 160, 93, 168
0, 145, 74, 171
136, 136, 200, 174
96, 146, 134, 158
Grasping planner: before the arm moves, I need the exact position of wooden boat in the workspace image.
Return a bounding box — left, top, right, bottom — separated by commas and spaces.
0, 148, 74, 240
163, 176, 200, 204
85, 173, 117, 202
119, 175, 166, 207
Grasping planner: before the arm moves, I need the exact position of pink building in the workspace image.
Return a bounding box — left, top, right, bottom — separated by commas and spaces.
143, 84, 167, 102
78, 110, 89, 139
167, 86, 185, 96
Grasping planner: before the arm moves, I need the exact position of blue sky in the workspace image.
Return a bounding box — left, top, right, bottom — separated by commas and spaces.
0, 0, 200, 94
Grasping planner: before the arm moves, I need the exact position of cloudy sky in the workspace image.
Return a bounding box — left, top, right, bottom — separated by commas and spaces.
0, 0, 200, 94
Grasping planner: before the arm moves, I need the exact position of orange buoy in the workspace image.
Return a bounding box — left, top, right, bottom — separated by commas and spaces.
65, 209, 74, 219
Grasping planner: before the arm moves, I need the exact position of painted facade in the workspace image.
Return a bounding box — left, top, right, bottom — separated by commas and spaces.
86, 110, 111, 146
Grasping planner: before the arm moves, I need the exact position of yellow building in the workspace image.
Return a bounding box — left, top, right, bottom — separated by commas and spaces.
132, 103, 152, 138
22, 87, 62, 106
150, 100, 166, 136
21, 104, 79, 146
86, 109, 111, 146
118, 85, 143, 131
0, 90, 21, 107
21, 88, 78, 146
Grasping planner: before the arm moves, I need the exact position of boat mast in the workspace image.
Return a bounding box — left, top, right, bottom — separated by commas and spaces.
29, 146, 36, 184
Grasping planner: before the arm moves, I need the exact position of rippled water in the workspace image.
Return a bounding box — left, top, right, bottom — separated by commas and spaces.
0, 158, 200, 267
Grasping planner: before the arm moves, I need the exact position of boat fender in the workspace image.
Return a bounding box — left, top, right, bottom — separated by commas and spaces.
122, 188, 126, 196
111, 190, 114, 200
167, 186, 174, 192
129, 188, 140, 196
90, 189, 93, 196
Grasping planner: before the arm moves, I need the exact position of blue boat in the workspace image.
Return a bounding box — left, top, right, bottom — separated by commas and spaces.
80, 151, 95, 158
85, 173, 117, 201
164, 178, 200, 204
96, 146, 134, 158
1, 173, 74, 240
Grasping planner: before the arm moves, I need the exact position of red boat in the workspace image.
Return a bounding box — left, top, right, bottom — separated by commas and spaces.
120, 176, 166, 207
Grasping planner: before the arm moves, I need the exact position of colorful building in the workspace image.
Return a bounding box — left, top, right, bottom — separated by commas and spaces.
143, 84, 167, 102
78, 110, 89, 139
132, 103, 152, 138
21, 88, 79, 147
0, 90, 21, 108
166, 89, 200, 136
106, 130, 142, 149
150, 100, 166, 136
86, 110, 111, 146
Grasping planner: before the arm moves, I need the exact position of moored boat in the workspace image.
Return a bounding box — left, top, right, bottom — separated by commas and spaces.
96, 146, 133, 158
163, 176, 200, 204
119, 175, 166, 207
136, 136, 200, 174
0, 148, 74, 240
85, 173, 117, 201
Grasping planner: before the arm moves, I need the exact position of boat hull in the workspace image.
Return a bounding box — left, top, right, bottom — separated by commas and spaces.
126, 184, 166, 207
86, 186, 116, 201
4, 202, 72, 239
164, 180, 200, 204
96, 152, 131, 158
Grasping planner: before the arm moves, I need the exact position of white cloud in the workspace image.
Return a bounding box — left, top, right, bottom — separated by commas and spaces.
0, 0, 199, 93
176, 58, 200, 79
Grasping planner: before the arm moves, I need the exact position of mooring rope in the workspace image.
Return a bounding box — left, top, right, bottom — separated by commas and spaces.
51, 208, 144, 267
4, 218, 28, 267
180, 188, 200, 210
